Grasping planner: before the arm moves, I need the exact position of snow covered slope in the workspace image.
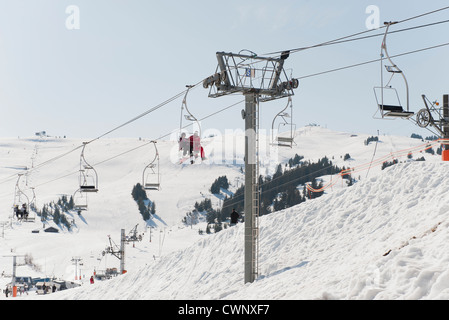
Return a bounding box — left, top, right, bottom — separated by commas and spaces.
1, 126, 448, 299
39, 161, 449, 300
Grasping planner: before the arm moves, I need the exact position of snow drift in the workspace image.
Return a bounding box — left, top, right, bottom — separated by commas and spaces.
39, 162, 449, 300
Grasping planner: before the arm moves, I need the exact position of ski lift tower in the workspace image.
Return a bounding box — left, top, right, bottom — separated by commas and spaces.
3, 255, 25, 285
103, 229, 126, 275
204, 50, 298, 283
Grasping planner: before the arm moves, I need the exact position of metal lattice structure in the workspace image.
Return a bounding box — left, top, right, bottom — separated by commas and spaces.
204, 51, 298, 102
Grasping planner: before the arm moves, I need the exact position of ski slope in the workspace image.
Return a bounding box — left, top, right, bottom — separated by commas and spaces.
1, 126, 448, 300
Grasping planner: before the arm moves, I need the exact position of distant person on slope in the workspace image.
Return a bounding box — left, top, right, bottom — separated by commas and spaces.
230, 209, 240, 226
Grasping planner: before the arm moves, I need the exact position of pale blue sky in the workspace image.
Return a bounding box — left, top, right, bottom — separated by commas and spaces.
0, 0, 448, 140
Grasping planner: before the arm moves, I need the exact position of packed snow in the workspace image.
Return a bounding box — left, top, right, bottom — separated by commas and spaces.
1, 126, 449, 300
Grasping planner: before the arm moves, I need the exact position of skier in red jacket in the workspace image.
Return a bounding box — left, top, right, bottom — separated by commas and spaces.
189, 131, 205, 163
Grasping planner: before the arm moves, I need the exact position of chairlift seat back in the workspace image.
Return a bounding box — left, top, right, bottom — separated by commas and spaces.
80, 185, 98, 192
275, 136, 295, 148
385, 65, 402, 73
277, 136, 294, 142
379, 104, 403, 112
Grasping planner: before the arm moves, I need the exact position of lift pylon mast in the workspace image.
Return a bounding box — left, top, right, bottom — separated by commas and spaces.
205, 50, 298, 283
103, 229, 126, 275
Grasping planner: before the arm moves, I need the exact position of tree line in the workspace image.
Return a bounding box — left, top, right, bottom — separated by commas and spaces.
218, 154, 352, 227
34, 194, 74, 230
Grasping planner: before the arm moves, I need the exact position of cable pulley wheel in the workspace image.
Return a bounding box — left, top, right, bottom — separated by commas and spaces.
416, 108, 431, 128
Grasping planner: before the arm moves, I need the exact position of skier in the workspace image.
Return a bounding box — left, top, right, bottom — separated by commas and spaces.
22, 203, 28, 221
178, 132, 189, 156
14, 205, 21, 220
90, 276, 94, 284
189, 131, 205, 163
230, 208, 240, 226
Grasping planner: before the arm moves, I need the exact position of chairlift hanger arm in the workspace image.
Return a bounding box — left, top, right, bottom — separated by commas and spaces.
14, 174, 30, 206
145, 141, 159, 167
80, 142, 96, 170
271, 96, 292, 129
381, 22, 399, 69
271, 96, 295, 147
182, 85, 197, 120
180, 84, 201, 137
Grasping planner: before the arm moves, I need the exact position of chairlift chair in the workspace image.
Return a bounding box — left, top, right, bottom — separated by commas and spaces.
373, 21, 414, 119
79, 142, 98, 192
25, 187, 37, 222
73, 188, 88, 213
142, 141, 160, 190
179, 85, 206, 162
12, 173, 35, 222
272, 96, 296, 147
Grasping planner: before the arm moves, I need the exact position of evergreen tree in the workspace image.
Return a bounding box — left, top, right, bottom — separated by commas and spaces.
309, 178, 323, 199
381, 159, 398, 170
138, 199, 150, 221
132, 183, 148, 201
288, 154, 304, 167
53, 206, 61, 225
132, 183, 154, 221
68, 196, 74, 210
210, 176, 230, 194
425, 146, 435, 155
273, 164, 283, 180
364, 136, 379, 145
206, 209, 216, 225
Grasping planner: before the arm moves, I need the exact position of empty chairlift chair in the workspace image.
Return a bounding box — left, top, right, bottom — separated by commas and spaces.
373, 21, 414, 119
79, 142, 98, 193
272, 96, 296, 147
73, 188, 88, 213
142, 141, 160, 191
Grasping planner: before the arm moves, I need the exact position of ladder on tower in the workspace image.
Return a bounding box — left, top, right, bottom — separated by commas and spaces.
251, 98, 260, 280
